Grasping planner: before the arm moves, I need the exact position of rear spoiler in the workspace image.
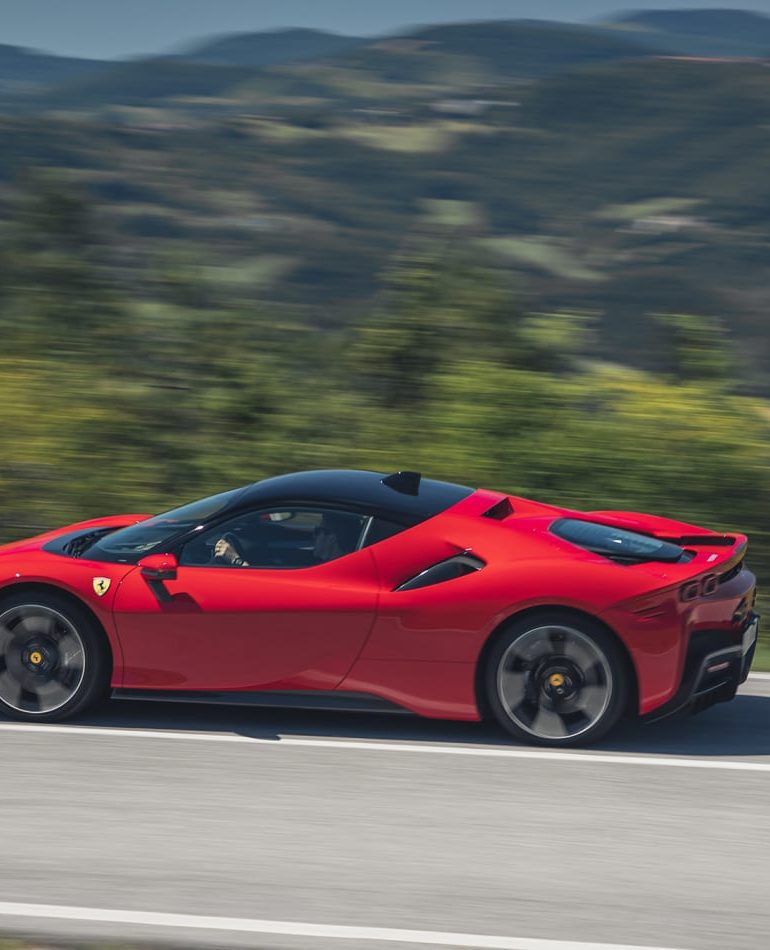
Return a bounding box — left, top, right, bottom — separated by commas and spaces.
659, 534, 736, 547
588, 510, 737, 546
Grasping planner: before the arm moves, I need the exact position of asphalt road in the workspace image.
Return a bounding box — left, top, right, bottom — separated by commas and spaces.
1, 678, 770, 950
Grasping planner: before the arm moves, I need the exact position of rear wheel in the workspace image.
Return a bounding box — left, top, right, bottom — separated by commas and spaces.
0, 592, 111, 722
486, 612, 628, 747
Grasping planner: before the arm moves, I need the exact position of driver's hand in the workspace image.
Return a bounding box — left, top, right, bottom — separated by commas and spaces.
214, 538, 241, 564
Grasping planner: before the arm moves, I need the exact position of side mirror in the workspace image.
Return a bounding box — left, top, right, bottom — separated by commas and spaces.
138, 553, 178, 582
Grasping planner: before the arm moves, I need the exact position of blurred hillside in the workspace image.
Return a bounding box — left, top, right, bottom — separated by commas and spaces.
174, 28, 367, 67
1, 16, 769, 385
0, 9, 768, 610
606, 9, 770, 57
0, 43, 108, 88
2, 20, 656, 110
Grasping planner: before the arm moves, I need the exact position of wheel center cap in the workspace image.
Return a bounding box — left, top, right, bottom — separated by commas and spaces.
539, 662, 581, 701
22, 642, 56, 675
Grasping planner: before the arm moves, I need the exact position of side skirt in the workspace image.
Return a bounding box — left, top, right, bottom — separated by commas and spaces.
111, 688, 410, 715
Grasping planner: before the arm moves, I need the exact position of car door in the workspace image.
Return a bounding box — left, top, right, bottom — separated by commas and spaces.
111, 506, 380, 692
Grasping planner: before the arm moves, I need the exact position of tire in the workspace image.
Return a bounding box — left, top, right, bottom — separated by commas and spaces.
0, 590, 111, 722
485, 611, 629, 747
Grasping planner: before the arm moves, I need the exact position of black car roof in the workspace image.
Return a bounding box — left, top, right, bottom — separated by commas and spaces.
231, 470, 474, 523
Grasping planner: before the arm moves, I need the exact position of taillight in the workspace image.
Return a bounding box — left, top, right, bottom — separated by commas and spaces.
681, 581, 700, 602
733, 596, 752, 624
701, 574, 719, 596
680, 574, 718, 602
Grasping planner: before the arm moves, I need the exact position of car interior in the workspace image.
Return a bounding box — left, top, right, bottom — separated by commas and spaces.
180, 508, 396, 569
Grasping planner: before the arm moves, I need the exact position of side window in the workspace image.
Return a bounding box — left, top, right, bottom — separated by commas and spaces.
180, 508, 368, 570
361, 518, 409, 548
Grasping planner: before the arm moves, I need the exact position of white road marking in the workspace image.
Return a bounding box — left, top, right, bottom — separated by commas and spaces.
748, 672, 770, 681
0, 902, 688, 950
0, 720, 769, 771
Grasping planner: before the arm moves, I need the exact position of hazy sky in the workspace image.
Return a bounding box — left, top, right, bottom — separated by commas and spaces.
1, 0, 768, 60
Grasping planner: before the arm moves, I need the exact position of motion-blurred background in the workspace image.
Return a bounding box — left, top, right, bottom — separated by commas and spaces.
0, 1, 768, 647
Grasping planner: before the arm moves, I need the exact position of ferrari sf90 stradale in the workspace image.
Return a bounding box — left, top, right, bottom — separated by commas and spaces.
0, 470, 758, 745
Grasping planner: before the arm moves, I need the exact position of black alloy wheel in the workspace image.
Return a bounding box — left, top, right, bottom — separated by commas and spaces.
0, 592, 110, 722
486, 611, 629, 747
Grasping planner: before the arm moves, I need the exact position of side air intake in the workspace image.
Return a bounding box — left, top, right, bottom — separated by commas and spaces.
395, 555, 485, 592
483, 498, 514, 521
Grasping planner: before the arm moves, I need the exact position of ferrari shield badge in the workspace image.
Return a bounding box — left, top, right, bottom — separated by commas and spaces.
93, 577, 111, 597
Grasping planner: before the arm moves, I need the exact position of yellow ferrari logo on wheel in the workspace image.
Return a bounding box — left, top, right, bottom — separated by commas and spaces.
93, 577, 111, 597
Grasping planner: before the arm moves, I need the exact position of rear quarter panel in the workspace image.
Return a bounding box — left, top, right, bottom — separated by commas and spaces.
343, 501, 681, 718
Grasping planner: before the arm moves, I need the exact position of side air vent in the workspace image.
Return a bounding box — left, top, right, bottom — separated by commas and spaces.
395, 554, 485, 592
483, 498, 514, 521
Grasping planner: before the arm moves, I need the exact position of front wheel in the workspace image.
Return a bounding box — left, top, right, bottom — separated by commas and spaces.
485, 612, 629, 747
0, 592, 111, 722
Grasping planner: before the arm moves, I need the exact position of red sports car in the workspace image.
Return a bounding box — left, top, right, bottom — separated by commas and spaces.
0, 469, 759, 746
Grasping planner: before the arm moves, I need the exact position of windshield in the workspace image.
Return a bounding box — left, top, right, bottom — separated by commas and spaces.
85, 488, 246, 561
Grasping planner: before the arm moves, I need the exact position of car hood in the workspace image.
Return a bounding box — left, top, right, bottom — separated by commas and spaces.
0, 514, 151, 558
